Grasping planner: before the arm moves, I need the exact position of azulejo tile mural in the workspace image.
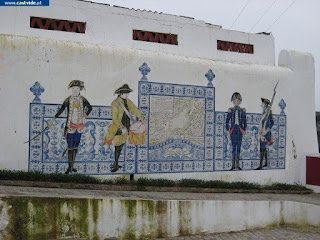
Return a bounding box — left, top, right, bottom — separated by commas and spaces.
28, 63, 286, 175
215, 112, 286, 171
137, 81, 215, 173
28, 103, 136, 174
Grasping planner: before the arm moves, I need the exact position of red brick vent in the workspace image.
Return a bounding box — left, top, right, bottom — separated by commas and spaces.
217, 40, 254, 54
133, 30, 178, 45
30, 17, 86, 34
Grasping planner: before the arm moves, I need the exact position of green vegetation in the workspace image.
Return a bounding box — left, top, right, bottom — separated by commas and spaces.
5, 196, 92, 239
177, 178, 261, 189
263, 182, 307, 190
0, 169, 309, 191
136, 177, 176, 187
0, 169, 105, 184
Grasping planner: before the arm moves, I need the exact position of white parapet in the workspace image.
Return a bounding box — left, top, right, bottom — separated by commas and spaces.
0, 0, 274, 65
0, 197, 319, 239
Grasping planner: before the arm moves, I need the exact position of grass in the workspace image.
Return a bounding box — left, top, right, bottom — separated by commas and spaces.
0, 169, 104, 184
177, 178, 262, 189
0, 169, 309, 191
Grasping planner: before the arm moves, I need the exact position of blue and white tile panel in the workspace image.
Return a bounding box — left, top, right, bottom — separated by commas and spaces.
28, 103, 135, 174
214, 112, 286, 171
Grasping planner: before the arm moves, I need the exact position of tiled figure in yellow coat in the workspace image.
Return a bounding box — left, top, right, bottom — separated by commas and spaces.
104, 84, 145, 172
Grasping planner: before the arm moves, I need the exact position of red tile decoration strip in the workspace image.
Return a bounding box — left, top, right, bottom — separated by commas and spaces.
133, 30, 178, 45
30, 17, 86, 34
306, 156, 320, 186
217, 40, 254, 54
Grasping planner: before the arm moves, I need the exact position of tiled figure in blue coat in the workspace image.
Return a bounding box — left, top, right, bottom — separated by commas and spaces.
257, 98, 274, 170
226, 92, 247, 170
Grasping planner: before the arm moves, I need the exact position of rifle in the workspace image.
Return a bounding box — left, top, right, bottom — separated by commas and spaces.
258, 81, 279, 141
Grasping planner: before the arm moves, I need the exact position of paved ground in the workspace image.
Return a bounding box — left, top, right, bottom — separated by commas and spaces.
0, 185, 320, 206
157, 226, 320, 240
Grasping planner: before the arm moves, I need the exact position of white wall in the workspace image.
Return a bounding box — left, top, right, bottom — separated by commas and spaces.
0, 34, 317, 185
0, 0, 274, 66
0, 0, 317, 185
1, 197, 320, 239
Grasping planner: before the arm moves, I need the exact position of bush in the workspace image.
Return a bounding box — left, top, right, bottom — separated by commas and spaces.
0, 169, 102, 184
114, 176, 130, 185
177, 179, 262, 189
136, 178, 176, 187
0, 169, 309, 191
264, 182, 306, 190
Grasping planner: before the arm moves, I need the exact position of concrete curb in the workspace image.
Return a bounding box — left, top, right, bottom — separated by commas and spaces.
0, 180, 313, 194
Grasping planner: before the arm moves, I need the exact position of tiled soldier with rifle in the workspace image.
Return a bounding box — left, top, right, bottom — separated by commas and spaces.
256, 81, 278, 170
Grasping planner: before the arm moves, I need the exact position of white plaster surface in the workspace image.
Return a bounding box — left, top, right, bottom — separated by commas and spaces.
0, 202, 9, 240
0, 197, 319, 239
0, 33, 317, 185
0, 0, 274, 65
0, 0, 318, 187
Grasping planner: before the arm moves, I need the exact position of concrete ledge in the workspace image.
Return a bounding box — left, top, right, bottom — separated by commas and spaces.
0, 195, 319, 239
0, 180, 312, 194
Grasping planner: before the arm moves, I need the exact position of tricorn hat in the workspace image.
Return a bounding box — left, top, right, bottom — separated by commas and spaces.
114, 84, 133, 94
261, 98, 271, 105
231, 92, 242, 102
68, 80, 85, 90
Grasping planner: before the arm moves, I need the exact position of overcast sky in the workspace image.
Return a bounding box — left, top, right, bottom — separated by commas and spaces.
93, 0, 319, 111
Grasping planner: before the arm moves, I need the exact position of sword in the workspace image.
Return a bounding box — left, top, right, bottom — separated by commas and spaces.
60, 148, 67, 159
24, 118, 55, 144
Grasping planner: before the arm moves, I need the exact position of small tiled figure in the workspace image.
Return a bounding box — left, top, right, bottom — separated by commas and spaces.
51, 80, 92, 174
257, 98, 274, 170
104, 84, 145, 173
226, 92, 247, 170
